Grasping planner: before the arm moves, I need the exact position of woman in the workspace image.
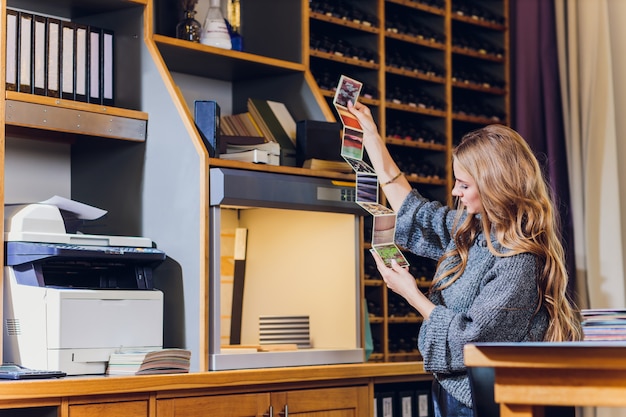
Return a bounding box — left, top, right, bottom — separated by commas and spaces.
347, 101, 582, 417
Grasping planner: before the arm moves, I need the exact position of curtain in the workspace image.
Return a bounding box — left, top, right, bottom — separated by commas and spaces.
555, 1, 626, 415
509, 0, 579, 302
555, 0, 626, 312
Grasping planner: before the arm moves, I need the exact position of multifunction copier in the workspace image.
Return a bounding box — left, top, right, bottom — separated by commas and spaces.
3, 200, 166, 375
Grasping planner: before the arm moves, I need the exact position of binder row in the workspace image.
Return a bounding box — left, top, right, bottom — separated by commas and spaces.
5, 9, 114, 106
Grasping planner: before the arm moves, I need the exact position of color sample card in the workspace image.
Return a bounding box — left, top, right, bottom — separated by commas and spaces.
333, 75, 409, 268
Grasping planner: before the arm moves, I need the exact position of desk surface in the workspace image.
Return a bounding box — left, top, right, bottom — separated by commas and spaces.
464, 342, 626, 417
0, 362, 427, 402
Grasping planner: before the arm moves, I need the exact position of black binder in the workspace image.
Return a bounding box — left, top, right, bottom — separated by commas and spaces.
101, 28, 114, 106
376, 391, 395, 417
17, 12, 34, 94
415, 389, 432, 417
398, 391, 414, 417
60, 21, 75, 100
6, 9, 19, 91
33, 15, 47, 96
88, 26, 101, 104
74, 23, 89, 102
45, 17, 61, 98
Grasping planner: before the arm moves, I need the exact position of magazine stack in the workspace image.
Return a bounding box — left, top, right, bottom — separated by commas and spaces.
581, 309, 626, 341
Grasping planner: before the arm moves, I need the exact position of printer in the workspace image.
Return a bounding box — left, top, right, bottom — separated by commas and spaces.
3, 201, 166, 375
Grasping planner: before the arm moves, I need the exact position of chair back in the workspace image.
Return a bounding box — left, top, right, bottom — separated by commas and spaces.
468, 366, 500, 417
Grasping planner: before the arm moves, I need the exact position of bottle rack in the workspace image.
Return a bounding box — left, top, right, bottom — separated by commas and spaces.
307, 0, 509, 362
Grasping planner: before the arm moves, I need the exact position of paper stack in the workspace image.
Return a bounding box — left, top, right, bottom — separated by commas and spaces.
106, 348, 191, 375
581, 309, 626, 341
219, 141, 281, 165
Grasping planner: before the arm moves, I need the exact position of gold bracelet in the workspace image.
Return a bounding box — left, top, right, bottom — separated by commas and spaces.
382, 171, 403, 187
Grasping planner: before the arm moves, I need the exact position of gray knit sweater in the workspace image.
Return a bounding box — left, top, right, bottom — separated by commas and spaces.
395, 190, 549, 408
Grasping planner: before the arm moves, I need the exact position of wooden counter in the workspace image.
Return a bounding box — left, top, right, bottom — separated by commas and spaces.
0, 362, 430, 416
464, 342, 626, 417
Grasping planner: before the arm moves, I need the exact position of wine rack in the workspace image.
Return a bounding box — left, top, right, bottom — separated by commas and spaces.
307, 0, 509, 362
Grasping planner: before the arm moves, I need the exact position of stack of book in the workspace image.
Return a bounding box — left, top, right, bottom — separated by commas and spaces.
221, 112, 264, 138
106, 348, 191, 375
581, 309, 626, 341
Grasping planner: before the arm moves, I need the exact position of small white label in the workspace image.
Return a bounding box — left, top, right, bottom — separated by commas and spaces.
401, 396, 412, 417
383, 397, 393, 417
418, 393, 429, 417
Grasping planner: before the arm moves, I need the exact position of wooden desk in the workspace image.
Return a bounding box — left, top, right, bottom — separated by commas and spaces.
0, 362, 430, 417
464, 342, 626, 417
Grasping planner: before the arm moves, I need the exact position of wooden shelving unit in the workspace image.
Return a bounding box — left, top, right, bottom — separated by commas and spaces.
307, 0, 509, 362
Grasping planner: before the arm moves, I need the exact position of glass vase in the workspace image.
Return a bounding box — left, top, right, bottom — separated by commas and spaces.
176, 10, 201, 43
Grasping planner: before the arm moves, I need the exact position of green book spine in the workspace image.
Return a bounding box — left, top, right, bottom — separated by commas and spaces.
248, 98, 295, 151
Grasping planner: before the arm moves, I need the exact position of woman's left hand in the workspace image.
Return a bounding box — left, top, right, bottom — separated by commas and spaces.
370, 250, 435, 320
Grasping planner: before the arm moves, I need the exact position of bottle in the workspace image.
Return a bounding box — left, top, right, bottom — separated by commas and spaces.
226, 0, 243, 51
176, 9, 202, 43
201, 0, 232, 49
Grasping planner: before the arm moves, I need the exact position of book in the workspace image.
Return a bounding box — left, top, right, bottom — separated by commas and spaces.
106, 348, 191, 375
221, 112, 265, 138
226, 140, 280, 154
222, 141, 280, 164
219, 135, 266, 153
247, 98, 294, 149
219, 148, 280, 165
266, 100, 297, 145
194, 100, 220, 157
581, 308, 626, 341
247, 98, 297, 166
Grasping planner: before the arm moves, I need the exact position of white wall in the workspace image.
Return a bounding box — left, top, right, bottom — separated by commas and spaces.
4, 137, 71, 205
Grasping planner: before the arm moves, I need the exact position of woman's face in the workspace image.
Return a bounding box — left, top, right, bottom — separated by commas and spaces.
451, 162, 483, 214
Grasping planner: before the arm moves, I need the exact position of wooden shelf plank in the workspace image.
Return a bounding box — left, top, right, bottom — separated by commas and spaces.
153, 35, 305, 81
5, 92, 148, 142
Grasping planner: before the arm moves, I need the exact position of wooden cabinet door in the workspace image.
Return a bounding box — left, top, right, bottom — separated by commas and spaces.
271, 386, 369, 417
69, 400, 148, 417
157, 392, 271, 417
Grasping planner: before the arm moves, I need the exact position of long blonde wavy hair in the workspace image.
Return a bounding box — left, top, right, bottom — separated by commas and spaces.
433, 124, 582, 342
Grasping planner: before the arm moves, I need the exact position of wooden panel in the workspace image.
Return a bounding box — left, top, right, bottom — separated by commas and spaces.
465, 343, 626, 416
156, 393, 270, 417
69, 400, 148, 417
5, 92, 148, 119
5, 99, 147, 142
497, 368, 626, 407
279, 386, 369, 415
